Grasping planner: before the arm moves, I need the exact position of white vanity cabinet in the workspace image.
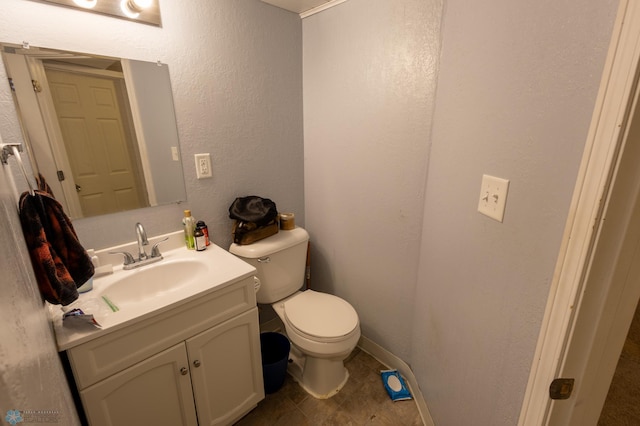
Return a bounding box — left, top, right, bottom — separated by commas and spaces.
66, 277, 264, 426
187, 309, 262, 425
80, 343, 198, 425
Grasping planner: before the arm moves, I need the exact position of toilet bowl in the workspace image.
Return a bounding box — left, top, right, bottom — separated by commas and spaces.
229, 227, 361, 399
273, 290, 360, 398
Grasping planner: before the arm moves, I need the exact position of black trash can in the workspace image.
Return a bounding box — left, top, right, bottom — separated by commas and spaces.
260, 332, 290, 394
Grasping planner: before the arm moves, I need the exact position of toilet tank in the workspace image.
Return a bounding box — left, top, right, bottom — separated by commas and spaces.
229, 227, 310, 304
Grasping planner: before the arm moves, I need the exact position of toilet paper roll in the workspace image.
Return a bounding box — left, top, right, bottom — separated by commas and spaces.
279, 213, 295, 230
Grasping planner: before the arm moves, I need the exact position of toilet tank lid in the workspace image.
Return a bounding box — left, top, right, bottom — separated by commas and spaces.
229, 227, 309, 258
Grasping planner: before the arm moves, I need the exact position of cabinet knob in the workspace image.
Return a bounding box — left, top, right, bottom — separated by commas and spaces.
193, 360, 201, 368
180, 367, 188, 375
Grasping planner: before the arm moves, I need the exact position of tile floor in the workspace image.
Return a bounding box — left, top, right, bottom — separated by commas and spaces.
598, 303, 640, 425
235, 347, 423, 425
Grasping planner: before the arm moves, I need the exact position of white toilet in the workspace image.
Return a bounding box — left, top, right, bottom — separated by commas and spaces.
230, 227, 360, 399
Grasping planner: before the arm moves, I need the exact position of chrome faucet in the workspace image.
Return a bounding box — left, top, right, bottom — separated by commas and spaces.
109, 223, 168, 270
136, 222, 149, 260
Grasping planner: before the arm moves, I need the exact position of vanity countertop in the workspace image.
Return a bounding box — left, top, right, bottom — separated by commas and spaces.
49, 231, 255, 351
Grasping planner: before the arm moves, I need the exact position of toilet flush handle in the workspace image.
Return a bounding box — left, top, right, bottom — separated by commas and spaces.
258, 256, 271, 263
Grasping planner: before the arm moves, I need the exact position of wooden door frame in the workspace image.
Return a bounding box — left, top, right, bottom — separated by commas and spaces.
25, 56, 84, 218
519, 0, 640, 424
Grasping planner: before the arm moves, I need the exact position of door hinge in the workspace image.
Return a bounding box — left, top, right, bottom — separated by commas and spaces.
32, 79, 42, 93
549, 378, 574, 400
56, 170, 65, 181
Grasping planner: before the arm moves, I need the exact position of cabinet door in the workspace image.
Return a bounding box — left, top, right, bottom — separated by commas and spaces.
187, 307, 264, 426
81, 343, 198, 426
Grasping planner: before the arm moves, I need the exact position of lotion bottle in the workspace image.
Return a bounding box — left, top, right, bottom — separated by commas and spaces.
182, 210, 196, 249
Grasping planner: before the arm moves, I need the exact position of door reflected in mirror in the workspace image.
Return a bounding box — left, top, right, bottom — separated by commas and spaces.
1, 43, 186, 219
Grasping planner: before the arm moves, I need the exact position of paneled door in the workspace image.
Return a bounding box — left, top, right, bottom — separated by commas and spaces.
81, 343, 198, 426
45, 68, 145, 216
186, 308, 264, 426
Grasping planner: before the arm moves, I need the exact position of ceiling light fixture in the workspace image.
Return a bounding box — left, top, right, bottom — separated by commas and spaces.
34, 0, 161, 26
72, 0, 97, 8
120, 0, 152, 18
131, 0, 153, 9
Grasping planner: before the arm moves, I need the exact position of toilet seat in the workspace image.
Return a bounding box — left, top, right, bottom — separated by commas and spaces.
283, 290, 359, 343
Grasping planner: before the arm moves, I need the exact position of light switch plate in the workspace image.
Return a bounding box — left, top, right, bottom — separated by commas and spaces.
478, 174, 509, 222
171, 146, 180, 161
195, 153, 212, 179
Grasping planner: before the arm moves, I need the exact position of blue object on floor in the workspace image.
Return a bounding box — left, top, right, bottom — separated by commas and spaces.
381, 369, 412, 401
260, 332, 291, 394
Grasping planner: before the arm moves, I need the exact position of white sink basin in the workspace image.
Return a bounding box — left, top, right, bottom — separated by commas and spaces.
51, 230, 258, 351
100, 258, 209, 308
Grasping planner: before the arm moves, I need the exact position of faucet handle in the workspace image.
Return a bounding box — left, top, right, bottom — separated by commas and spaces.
151, 237, 170, 258
109, 251, 135, 266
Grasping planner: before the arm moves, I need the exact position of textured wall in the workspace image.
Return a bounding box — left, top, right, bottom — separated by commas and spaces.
0, 160, 80, 424
0, 1, 621, 424
412, 1, 618, 424
303, 0, 442, 361
0, 0, 304, 251
0, 1, 302, 423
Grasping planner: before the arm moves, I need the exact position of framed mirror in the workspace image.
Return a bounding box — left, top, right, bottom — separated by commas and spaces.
1, 43, 186, 219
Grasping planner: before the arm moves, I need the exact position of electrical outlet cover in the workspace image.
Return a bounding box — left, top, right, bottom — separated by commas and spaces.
478, 174, 509, 222
195, 153, 212, 179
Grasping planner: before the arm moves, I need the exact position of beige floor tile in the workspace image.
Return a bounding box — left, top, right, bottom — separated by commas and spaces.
235, 349, 422, 426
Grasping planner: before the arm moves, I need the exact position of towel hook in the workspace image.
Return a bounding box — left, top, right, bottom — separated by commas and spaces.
0, 143, 16, 165
1, 143, 35, 195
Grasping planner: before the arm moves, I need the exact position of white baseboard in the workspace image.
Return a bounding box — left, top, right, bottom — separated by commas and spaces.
358, 335, 434, 426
